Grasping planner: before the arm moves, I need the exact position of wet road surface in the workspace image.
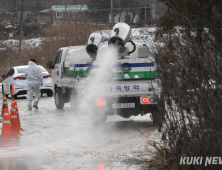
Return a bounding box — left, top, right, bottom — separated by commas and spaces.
0, 94, 160, 170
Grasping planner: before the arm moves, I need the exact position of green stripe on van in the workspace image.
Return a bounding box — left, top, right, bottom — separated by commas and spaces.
64, 67, 69, 74
90, 71, 156, 79
64, 67, 156, 78
114, 71, 156, 78
64, 67, 88, 76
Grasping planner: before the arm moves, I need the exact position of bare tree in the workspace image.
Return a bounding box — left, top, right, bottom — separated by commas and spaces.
148, 0, 222, 169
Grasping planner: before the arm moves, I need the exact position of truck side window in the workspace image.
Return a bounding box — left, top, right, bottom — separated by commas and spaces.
54, 50, 62, 66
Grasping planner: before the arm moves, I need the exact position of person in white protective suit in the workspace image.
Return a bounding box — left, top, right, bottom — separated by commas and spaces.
25, 59, 43, 110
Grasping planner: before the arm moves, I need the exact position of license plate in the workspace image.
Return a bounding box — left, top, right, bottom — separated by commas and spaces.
112, 103, 135, 108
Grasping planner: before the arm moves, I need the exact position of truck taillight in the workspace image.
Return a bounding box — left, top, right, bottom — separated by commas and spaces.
43, 74, 51, 78
14, 76, 26, 80
150, 97, 156, 103
142, 97, 149, 104
97, 99, 104, 106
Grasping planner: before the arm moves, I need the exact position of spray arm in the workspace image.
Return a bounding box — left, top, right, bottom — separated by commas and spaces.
86, 33, 103, 59
128, 39, 136, 55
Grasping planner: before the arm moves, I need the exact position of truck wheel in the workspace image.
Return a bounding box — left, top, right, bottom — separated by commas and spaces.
2, 85, 8, 98
47, 91, 53, 97
54, 88, 64, 109
90, 107, 107, 128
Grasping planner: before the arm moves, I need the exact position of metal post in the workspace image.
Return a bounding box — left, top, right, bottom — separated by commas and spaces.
111, 0, 114, 28
145, 0, 146, 26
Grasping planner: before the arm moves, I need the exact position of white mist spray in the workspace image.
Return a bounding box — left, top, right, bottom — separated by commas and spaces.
89, 44, 119, 93
76, 43, 120, 124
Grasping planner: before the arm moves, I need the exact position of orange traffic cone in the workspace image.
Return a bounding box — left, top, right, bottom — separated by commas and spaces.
10, 105, 20, 136
14, 101, 23, 131
1, 95, 8, 117
10, 98, 16, 119
1, 107, 12, 139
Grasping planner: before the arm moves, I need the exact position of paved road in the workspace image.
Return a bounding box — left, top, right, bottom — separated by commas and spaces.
0, 93, 160, 170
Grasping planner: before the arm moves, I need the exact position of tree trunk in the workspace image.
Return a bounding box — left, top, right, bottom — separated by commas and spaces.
50, 0, 53, 24
132, 13, 135, 27
118, 10, 121, 22
118, 0, 121, 22
10, 17, 13, 25
19, 1, 23, 55
13, 0, 16, 26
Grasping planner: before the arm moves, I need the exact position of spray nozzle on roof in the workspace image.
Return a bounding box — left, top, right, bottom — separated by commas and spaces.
86, 33, 103, 59
108, 23, 136, 57
108, 23, 131, 52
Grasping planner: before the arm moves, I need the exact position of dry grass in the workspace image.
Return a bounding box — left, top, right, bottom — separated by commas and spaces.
0, 19, 109, 78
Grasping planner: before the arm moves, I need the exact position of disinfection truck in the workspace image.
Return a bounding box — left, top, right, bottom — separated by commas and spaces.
47, 23, 162, 127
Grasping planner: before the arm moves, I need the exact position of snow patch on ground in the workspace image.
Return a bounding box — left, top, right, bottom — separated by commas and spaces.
1, 27, 157, 51
5, 25, 13, 29
2, 38, 42, 50
97, 27, 157, 44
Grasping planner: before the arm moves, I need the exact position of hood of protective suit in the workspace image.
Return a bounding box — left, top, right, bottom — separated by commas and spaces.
28, 61, 37, 67
25, 61, 43, 83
